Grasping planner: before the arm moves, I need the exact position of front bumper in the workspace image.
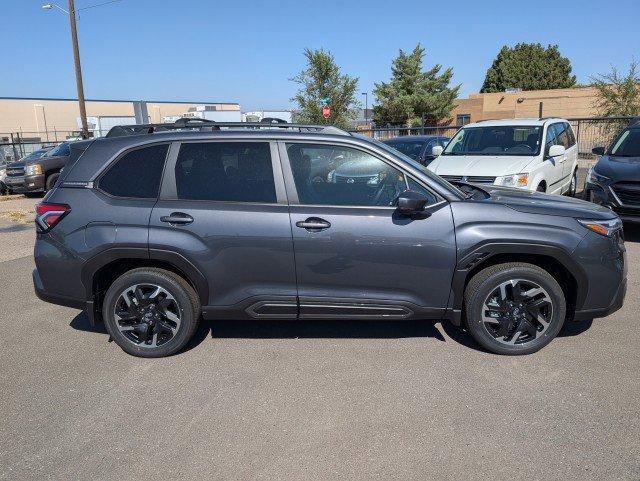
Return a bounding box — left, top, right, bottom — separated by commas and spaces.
574, 277, 627, 320
585, 180, 640, 222
11, 174, 45, 193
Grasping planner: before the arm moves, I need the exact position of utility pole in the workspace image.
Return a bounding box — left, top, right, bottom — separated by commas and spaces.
361, 92, 368, 126
68, 0, 89, 138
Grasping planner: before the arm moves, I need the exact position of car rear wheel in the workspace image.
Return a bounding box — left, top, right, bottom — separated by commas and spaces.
464, 262, 566, 355
102, 268, 201, 357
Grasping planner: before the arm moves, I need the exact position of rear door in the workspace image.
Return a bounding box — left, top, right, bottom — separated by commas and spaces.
558, 122, 578, 185
280, 141, 457, 319
149, 140, 298, 319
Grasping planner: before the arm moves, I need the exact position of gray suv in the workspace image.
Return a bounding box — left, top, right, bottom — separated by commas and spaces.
33, 121, 627, 357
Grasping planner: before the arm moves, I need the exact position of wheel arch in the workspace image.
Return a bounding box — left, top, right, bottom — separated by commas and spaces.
81, 248, 209, 321
449, 242, 587, 324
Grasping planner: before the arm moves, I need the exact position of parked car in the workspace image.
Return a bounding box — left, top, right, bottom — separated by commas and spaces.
586, 120, 640, 222
33, 120, 625, 358
1, 147, 52, 193
9, 142, 71, 195
427, 118, 579, 196
383, 135, 450, 165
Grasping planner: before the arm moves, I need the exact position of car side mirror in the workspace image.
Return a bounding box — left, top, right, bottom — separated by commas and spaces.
396, 190, 429, 215
592, 146, 605, 156
431, 145, 444, 157
548, 144, 566, 158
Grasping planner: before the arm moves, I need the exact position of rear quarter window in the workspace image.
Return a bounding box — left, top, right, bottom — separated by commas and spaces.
98, 143, 169, 198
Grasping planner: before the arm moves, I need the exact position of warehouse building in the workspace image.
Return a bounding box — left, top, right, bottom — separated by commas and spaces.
0, 97, 241, 140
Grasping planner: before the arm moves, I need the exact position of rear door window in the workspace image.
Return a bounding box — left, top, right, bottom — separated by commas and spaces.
99, 143, 169, 198
174, 142, 276, 203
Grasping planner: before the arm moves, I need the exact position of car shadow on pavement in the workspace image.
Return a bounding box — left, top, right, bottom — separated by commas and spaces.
206, 318, 447, 341
69, 311, 593, 355
69, 311, 107, 334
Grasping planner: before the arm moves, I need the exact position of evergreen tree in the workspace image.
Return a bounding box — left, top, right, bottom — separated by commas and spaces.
291, 48, 360, 129
481, 43, 576, 93
373, 44, 460, 126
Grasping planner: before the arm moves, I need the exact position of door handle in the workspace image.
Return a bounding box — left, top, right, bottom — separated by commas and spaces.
160, 212, 194, 225
296, 217, 331, 231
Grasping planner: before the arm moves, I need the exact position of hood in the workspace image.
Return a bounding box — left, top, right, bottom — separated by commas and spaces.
429, 154, 535, 177
25, 154, 67, 166
479, 185, 617, 220
593, 155, 640, 181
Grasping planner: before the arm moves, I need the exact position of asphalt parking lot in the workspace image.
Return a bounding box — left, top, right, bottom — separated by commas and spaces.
1, 183, 639, 480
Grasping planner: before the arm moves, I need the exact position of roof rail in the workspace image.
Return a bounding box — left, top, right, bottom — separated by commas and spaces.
105, 119, 351, 138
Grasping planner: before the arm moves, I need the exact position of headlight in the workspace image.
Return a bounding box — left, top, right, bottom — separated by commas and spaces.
499, 173, 529, 188
26, 164, 43, 176
586, 167, 609, 184
578, 218, 621, 237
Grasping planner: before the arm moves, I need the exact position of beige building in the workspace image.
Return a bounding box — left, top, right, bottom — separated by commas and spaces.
449, 86, 602, 126
0, 97, 240, 139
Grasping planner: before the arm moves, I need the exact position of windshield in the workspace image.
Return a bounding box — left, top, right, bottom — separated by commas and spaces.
443, 125, 542, 156
45, 142, 70, 157
610, 129, 640, 157
383, 139, 427, 160
356, 134, 465, 198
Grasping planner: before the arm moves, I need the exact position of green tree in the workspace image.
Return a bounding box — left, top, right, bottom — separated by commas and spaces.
591, 60, 640, 116
373, 44, 459, 126
290, 48, 360, 129
481, 43, 576, 93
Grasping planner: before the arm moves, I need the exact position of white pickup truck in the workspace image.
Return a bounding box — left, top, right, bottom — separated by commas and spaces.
428, 118, 579, 196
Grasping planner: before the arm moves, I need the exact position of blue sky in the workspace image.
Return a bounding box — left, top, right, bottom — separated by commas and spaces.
2, 0, 639, 111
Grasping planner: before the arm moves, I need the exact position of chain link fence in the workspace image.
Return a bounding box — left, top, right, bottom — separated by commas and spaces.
1, 117, 636, 164
353, 116, 636, 157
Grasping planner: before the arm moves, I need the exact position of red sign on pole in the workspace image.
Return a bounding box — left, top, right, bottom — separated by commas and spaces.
322, 105, 330, 119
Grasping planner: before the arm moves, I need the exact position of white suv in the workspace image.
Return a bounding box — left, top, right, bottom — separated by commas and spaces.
428, 118, 579, 195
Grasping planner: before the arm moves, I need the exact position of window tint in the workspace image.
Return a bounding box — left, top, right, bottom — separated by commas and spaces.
99, 144, 169, 198
545, 124, 559, 152
566, 123, 576, 146
175, 142, 276, 203
554, 123, 571, 149
610, 129, 640, 157
287, 143, 428, 207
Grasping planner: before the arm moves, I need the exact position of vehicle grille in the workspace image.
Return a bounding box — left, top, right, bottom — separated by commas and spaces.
441, 175, 496, 184
6, 167, 25, 177
466, 176, 496, 184
334, 175, 372, 184
441, 175, 463, 182
612, 182, 640, 206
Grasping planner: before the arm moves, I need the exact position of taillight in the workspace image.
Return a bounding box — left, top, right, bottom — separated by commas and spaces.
35, 202, 70, 232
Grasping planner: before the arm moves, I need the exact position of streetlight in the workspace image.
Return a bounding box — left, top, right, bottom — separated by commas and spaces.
42, 1, 121, 139
361, 92, 368, 125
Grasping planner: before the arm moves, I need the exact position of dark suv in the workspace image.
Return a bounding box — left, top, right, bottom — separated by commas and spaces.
33, 121, 627, 357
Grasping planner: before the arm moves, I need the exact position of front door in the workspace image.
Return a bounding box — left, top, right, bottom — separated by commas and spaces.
543, 123, 567, 194
281, 141, 457, 319
149, 140, 297, 319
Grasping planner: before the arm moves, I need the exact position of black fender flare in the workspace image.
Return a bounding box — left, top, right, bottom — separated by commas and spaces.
450, 241, 588, 314
80, 247, 209, 304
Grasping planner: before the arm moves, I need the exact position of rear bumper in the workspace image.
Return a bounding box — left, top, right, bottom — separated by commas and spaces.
33, 268, 85, 310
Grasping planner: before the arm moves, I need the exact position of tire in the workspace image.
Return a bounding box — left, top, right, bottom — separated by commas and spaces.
566, 169, 578, 197
45, 173, 60, 193
102, 267, 201, 358
464, 262, 566, 355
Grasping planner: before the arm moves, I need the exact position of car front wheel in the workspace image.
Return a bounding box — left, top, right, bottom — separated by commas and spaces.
464, 262, 566, 355
102, 268, 201, 357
